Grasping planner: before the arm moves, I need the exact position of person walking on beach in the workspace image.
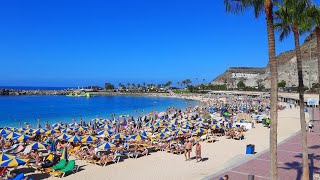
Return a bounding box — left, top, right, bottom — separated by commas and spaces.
184, 140, 192, 161
195, 142, 202, 162
308, 120, 314, 133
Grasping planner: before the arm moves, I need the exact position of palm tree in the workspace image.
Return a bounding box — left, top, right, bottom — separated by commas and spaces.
224, 0, 279, 179
275, 1, 311, 178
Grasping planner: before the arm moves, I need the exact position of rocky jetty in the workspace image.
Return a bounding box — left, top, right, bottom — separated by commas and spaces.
0, 89, 69, 96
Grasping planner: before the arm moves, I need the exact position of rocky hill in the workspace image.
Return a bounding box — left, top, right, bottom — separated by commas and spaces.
212, 30, 318, 89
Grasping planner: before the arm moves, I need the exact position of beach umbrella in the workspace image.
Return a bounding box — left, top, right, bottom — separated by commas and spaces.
0, 158, 28, 167
81, 136, 98, 143
17, 127, 25, 133
56, 133, 71, 140
34, 128, 46, 134
156, 133, 168, 139
15, 135, 31, 142
0, 153, 15, 162
139, 131, 147, 137
161, 127, 171, 133
97, 130, 112, 137
148, 125, 155, 130
26, 142, 46, 150
194, 128, 206, 134
181, 124, 191, 129
210, 124, 220, 129
24, 128, 34, 134
102, 124, 112, 130
111, 133, 126, 139
175, 129, 187, 135
46, 129, 58, 135
154, 122, 163, 128
61, 128, 73, 133
96, 142, 116, 150
5, 132, 21, 139
10, 127, 18, 132
196, 123, 206, 128
53, 125, 63, 130
75, 126, 87, 131
67, 136, 82, 143
168, 124, 176, 130
0, 129, 10, 135
51, 123, 60, 128
130, 134, 146, 141
69, 122, 80, 127
61, 147, 68, 161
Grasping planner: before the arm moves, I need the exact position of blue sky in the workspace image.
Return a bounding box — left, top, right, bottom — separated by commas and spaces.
0, 0, 313, 87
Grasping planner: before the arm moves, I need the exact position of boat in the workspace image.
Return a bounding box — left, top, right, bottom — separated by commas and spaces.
66, 93, 91, 97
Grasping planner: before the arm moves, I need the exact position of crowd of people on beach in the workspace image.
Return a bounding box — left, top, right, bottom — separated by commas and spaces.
0, 94, 276, 179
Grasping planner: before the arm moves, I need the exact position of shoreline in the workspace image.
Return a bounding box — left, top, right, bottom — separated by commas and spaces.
0, 94, 199, 128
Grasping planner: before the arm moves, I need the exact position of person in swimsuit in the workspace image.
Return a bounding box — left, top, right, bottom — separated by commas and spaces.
195, 142, 202, 162
184, 140, 192, 161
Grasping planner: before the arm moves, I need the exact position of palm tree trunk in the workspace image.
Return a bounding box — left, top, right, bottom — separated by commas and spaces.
317, 27, 320, 109
264, 1, 278, 179
293, 26, 310, 180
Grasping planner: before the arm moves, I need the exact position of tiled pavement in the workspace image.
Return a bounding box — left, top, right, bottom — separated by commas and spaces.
208, 109, 320, 180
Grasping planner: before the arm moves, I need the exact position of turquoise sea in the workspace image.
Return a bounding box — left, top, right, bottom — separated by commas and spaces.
0, 95, 196, 128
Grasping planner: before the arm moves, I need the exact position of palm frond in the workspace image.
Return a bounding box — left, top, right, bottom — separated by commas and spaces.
224, 0, 264, 18
274, 0, 314, 40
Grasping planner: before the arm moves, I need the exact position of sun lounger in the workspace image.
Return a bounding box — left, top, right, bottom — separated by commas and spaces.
45, 159, 67, 173
3, 144, 19, 153
11, 145, 25, 154
50, 160, 78, 177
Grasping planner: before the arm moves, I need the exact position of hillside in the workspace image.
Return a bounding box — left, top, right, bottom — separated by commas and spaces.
212, 30, 318, 89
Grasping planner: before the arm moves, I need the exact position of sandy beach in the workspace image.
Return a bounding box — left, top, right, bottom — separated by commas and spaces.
45, 103, 306, 180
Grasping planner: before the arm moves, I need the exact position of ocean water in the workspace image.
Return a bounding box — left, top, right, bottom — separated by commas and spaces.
0, 95, 196, 128
0, 86, 73, 90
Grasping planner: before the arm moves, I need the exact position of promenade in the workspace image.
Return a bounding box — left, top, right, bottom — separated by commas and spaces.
208, 110, 320, 180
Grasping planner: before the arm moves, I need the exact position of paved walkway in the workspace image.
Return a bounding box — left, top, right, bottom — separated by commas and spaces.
208, 109, 320, 180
